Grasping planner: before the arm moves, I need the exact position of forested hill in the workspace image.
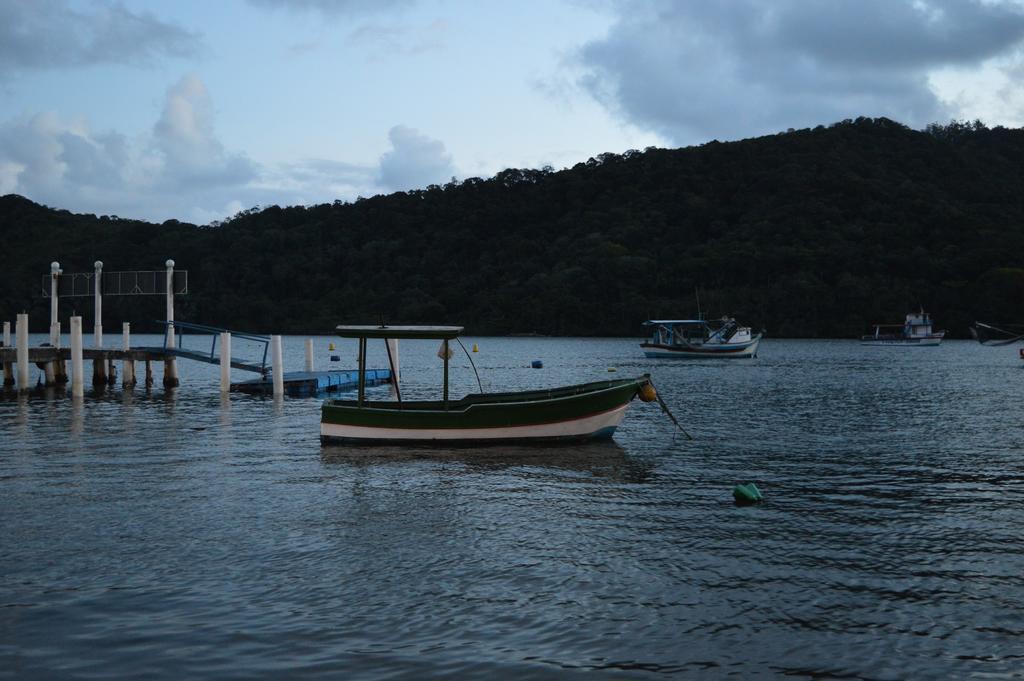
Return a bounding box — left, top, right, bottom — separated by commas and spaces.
2, 117, 1024, 338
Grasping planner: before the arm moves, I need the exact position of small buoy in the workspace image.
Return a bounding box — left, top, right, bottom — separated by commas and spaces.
733, 483, 763, 506
607, 367, 617, 372
328, 342, 336, 351
330, 354, 340, 362
472, 343, 479, 353
531, 360, 543, 369
638, 382, 657, 402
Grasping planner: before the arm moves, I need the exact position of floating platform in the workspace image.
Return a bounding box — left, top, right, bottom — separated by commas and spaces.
231, 369, 392, 397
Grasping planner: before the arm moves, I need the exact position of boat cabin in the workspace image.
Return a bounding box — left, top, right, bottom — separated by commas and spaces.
868, 312, 935, 339
902, 311, 935, 338
644, 320, 704, 345
335, 324, 465, 407
642, 318, 752, 345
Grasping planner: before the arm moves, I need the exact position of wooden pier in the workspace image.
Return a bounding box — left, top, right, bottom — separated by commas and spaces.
1, 342, 189, 390
0, 346, 167, 364
0, 343, 390, 398
3, 259, 394, 399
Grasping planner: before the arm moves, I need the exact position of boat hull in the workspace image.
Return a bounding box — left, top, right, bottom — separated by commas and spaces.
320, 377, 645, 445
641, 335, 761, 359
860, 335, 944, 347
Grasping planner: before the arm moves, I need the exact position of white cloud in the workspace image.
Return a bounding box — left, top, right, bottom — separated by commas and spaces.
0, 160, 22, 195
153, 75, 257, 189
574, 0, 1024, 144
0, 76, 260, 222
929, 48, 1024, 127
0, 77, 464, 222
378, 125, 456, 191
270, 158, 378, 200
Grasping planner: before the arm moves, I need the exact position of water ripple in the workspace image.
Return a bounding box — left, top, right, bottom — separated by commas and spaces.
2, 338, 1023, 679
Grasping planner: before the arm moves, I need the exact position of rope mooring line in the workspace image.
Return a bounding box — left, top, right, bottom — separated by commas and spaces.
455, 337, 484, 393
648, 378, 693, 440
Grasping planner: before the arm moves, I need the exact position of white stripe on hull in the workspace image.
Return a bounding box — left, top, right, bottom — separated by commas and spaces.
321, 404, 629, 442
860, 338, 942, 346
643, 338, 760, 359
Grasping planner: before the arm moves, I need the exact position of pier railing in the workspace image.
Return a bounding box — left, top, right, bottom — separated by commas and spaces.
160, 321, 270, 374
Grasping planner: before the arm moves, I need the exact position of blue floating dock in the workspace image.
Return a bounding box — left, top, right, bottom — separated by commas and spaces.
231, 369, 391, 397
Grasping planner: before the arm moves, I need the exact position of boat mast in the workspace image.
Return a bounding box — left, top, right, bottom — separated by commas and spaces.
357, 337, 367, 406
384, 336, 401, 404
442, 339, 449, 409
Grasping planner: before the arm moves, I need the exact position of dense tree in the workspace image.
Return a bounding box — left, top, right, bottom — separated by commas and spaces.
2, 118, 1022, 337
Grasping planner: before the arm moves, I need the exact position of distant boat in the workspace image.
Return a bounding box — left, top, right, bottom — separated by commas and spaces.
861, 310, 945, 346
320, 324, 660, 445
640, 318, 761, 359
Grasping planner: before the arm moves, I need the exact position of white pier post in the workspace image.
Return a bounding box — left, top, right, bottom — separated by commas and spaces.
2, 321, 12, 386
50, 262, 61, 345
92, 261, 107, 386
93, 261, 103, 347
122, 322, 135, 388
70, 316, 84, 397
55, 333, 67, 384
46, 262, 61, 385
305, 338, 314, 372
43, 352, 55, 386
163, 259, 179, 387
15, 313, 29, 390
220, 332, 231, 393
271, 335, 284, 397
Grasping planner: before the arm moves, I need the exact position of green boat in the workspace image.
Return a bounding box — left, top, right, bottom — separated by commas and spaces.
320, 325, 656, 445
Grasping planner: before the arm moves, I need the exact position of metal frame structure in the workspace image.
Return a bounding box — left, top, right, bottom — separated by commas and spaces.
42, 269, 188, 298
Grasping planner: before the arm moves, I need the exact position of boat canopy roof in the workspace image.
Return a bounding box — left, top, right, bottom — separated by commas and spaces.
643, 319, 706, 326
335, 324, 464, 340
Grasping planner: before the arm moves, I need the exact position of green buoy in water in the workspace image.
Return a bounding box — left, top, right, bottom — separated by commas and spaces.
733, 483, 763, 505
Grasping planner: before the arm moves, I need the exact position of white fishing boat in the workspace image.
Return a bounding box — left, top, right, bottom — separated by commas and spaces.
640, 318, 761, 359
861, 310, 945, 346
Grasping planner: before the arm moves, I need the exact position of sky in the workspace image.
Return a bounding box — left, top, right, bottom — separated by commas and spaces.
2, 0, 1024, 224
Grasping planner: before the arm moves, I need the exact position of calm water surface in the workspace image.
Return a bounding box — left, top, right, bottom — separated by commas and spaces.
2, 336, 1023, 679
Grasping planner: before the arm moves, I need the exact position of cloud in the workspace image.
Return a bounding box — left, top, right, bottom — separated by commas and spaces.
0, 0, 200, 77
246, 0, 413, 16
0, 111, 147, 217
0, 78, 461, 222
378, 125, 456, 191
153, 75, 257, 189
0, 76, 260, 223
278, 158, 377, 190
347, 19, 448, 57
574, 0, 1024, 144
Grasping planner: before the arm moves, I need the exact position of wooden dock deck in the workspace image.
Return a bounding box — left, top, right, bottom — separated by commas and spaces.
0, 346, 169, 363
1, 345, 393, 398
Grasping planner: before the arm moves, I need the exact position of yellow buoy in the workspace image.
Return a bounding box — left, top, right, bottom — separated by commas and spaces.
607, 367, 617, 372
639, 382, 657, 403
472, 344, 479, 353
328, 342, 336, 351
